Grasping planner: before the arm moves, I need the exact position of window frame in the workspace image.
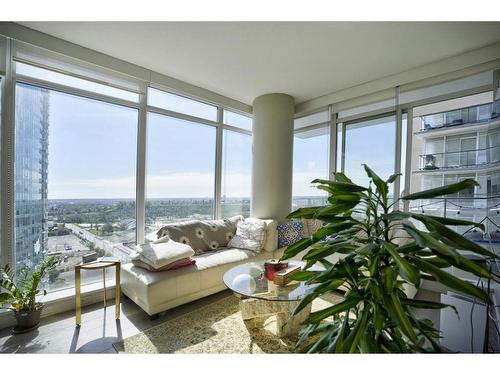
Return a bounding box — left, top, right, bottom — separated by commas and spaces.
1, 41, 253, 294
292, 109, 332, 208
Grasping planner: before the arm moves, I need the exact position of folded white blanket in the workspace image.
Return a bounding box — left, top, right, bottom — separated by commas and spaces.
132, 237, 195, 270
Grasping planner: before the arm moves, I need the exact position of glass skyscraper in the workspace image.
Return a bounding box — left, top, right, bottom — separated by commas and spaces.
15, 83, 49, 273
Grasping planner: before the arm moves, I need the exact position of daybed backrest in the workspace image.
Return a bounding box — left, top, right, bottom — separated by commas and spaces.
156, 216, 243, 254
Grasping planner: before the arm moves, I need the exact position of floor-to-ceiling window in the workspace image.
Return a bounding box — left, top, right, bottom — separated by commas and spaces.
15, 78, 138, 291
145, 88, 218, 237
292, 111, 330, 209
148, 87, 217, 121
221, 110, 252, 217
145, 112, 217, 236
1, 41, 258, 299
343, 114, 396, 188
409, 92, 499, 237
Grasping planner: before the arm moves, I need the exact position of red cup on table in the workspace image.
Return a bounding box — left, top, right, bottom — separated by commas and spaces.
264, 259, 288, 281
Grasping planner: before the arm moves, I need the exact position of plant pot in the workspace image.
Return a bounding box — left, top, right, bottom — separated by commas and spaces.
12, 302, 43, 334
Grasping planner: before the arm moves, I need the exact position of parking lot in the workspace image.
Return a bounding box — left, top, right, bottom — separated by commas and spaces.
48, 234, 90, 254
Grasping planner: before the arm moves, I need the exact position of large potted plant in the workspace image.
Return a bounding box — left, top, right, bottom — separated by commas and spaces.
281, 165, 497, 353
0, 256, 58, 333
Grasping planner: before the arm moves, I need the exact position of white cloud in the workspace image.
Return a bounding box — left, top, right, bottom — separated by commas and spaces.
49, 170, 338, 200
293, 171, 328, 197
49, 171, 252, 199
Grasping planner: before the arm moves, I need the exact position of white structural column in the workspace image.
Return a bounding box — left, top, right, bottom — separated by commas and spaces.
251, 93, 295, 221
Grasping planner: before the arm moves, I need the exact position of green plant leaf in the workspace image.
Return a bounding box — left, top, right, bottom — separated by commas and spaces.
383, 243, 420, 285
414, 215, 497, 259
313, 202, 358, 218
311, 178, 367, 192
344, 307, 370, 353
281, 238, 312, 260
293, 280, 344, 317
303, 241, 354, 260
0, 292, 14, 304
382, 266, 397, 293
384, 293, 418, 343
409, 256, 490, 302
401, 179, 479, 200
420, 255, 451, 268
394, 241, 422, 254
428, 248, 491, 279
306, 295, 360, 324
404, 224, 493, 277
327, 315, 350, 353
363, 164, 388, 198
355, 242, 378, 256
384, 211, 485, 232
332, 172, 354, 184
287, 206, 321, 219
400, 298, 458, 317
289, 270, 319, 281
327, 194, 363, 203
372, 303, 385, 333
386, 173, 402, 184
418, 215, 485, 230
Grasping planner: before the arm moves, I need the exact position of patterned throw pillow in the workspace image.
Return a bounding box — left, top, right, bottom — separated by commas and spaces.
155, 215, 243, 254
228, 218, 267, 252
277, 221, 305, 248
302, 219, 324, 237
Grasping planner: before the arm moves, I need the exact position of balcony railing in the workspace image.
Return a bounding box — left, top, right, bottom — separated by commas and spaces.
408, 195, 500, 239
419, 144, 500, 170
420, 100, 500, 132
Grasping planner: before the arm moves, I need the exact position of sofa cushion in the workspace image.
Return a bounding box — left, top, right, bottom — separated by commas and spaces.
131, 257, 196, 272
277, 220, 304, 248
228, 218, 267, 252
155, 216, 243, 254
121, 247, 272, 313
302, 219, 323, 237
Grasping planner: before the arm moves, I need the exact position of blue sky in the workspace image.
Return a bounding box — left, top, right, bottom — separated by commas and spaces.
27, 83, 397, 200
343, 116, 396, 187
45, 88, 253, 199
293, 132, 330, 197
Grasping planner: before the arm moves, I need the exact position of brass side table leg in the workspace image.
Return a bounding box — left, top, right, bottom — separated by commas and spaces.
103, 268, 107, 308
115, 262, 121, 320
75, 267, 81, 326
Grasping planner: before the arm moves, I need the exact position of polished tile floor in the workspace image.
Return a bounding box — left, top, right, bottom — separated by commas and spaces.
0, 289, 497, 353
0, 290, 232, 354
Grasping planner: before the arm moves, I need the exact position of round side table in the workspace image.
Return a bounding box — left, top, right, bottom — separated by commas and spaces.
75, 259, 121, 326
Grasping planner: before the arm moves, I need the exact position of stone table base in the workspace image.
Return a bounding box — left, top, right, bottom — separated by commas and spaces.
239, 298, 312, 338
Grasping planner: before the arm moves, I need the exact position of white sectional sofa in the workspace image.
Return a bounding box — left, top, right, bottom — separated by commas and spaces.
121, 219, 280, 316
121, 217, 416, 317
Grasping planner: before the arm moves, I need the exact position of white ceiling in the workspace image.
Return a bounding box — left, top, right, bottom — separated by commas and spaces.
19, 22, 500, 105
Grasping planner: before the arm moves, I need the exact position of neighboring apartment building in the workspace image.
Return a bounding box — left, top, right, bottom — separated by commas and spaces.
411, 92, 500, 237
14, 83, 49, 273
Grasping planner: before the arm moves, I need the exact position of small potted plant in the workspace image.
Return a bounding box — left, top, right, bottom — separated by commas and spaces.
0, 256, 58, 333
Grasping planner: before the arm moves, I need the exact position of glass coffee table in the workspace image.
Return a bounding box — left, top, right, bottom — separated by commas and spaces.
223, 260, 320, 337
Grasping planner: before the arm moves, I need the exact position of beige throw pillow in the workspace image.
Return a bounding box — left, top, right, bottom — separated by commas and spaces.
228, 218, 267, 252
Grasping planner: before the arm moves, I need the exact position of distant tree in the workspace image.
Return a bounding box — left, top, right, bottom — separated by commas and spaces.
57, 228, 71, 236
48, 268, 61, 283
102, 223, 114, 234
